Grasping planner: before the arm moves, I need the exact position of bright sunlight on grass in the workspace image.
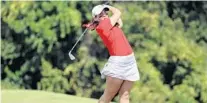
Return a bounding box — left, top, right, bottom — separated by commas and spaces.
2, 90, 98, 103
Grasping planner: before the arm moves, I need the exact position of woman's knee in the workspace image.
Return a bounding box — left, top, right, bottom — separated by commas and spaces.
98, 94, 112, 103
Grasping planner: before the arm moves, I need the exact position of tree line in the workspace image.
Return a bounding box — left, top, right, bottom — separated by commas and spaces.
1, 1, 207, 103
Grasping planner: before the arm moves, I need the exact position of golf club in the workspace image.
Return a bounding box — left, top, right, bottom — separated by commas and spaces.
68, 28, 88, 60
68, 1, 110, 60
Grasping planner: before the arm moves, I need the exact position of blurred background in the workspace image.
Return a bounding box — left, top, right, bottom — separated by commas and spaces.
1, 1, 207, 103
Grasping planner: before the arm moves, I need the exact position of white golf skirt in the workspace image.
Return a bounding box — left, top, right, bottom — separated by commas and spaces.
101, 53, 140, 81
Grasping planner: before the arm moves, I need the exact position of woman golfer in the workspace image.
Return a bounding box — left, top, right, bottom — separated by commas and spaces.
87, 4, 140, 103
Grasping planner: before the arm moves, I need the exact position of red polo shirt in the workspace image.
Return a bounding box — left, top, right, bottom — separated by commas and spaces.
96, 18, 133, 56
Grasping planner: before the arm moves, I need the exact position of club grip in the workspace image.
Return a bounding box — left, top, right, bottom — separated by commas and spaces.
104, 1, 109, 5
104, 1, 110, 5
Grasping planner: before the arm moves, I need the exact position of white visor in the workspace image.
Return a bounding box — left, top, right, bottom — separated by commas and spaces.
92, 5, 108, 17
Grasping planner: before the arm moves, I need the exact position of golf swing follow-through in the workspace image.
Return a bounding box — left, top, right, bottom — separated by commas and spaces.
69, 2, 140, 103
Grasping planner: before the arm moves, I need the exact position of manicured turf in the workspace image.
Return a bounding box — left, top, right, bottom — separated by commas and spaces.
2, 90, 98, 103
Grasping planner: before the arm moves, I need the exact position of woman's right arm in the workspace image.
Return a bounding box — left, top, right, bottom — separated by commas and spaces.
105, 5, 121, 27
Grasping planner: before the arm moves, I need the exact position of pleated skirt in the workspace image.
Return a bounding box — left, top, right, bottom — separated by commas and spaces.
100, 53, 140, 81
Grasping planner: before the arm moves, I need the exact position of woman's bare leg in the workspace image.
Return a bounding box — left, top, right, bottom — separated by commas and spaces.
118, 81, 134, 103
98, 76, 124, 103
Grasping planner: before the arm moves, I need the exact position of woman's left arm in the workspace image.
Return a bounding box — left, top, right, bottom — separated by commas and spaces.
117, 18, 123, 28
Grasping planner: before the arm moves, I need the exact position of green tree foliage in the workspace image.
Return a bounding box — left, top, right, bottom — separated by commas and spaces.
38, 58, 69, 93
1, 1, 207, 103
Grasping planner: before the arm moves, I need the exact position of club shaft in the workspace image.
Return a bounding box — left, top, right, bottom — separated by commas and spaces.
69, 1, 110, 55
69, 29, 88, 54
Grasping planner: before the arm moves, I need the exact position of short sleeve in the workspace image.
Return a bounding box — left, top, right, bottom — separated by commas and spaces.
96, 18, 113, 35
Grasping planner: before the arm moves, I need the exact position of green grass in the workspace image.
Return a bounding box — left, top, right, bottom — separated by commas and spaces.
2, 90, 98, 103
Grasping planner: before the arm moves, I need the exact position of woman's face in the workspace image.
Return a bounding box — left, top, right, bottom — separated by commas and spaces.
98, 10, 109, 20
89, 10, 109, 30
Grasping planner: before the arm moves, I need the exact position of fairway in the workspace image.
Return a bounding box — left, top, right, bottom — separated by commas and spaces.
2, 90, 98, 103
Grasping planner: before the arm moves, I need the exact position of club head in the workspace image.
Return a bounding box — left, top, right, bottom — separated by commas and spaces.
68, 52, 76, 60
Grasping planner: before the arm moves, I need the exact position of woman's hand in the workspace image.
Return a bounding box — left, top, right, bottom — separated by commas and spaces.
103, 5, 122, 27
